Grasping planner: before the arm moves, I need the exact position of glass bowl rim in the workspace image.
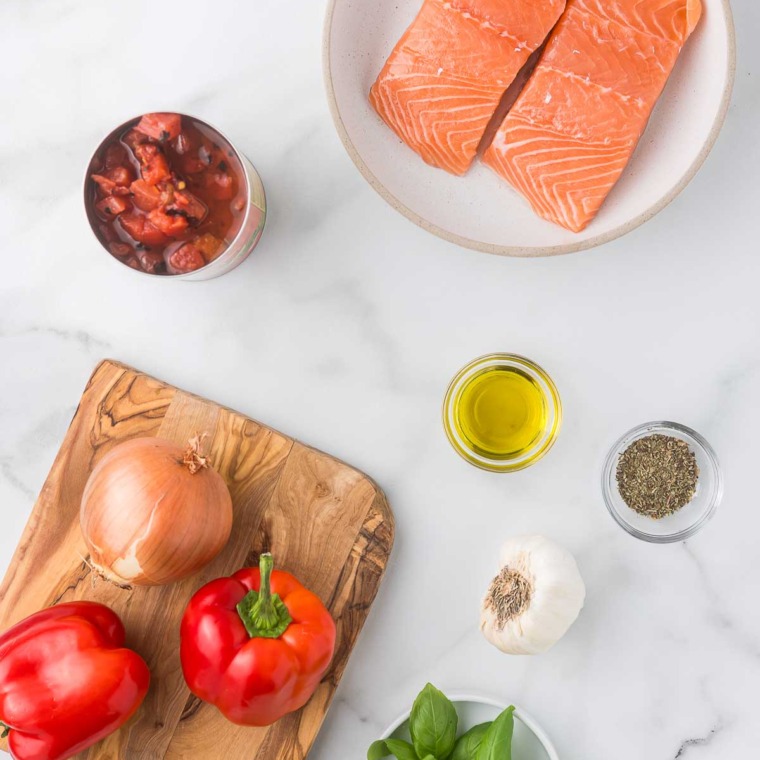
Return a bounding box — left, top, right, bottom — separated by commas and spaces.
442, 352, 563, 473
601, 420, 724, 543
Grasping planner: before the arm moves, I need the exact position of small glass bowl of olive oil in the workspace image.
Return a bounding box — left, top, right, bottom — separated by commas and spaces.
443, 354, 562, 473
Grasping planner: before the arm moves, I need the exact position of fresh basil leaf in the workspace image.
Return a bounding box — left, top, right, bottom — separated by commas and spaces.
476, 706, 515, 760
367, 739, 419, 760
368, 740, 390, 759
451, 722, 492, 760
410, 684, 458, 760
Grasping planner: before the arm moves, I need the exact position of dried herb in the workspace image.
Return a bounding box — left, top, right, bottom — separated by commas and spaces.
217, 160, 228, 173
616, 434, 699, 519
483, 566, 532, 629
159, 130, 170, 142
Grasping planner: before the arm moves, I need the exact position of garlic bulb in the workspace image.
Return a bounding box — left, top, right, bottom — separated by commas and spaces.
480, 535, 585, 655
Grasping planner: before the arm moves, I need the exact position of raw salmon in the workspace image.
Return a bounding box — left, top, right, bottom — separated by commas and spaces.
369, 0, 567, 176
483, 0, 702, 232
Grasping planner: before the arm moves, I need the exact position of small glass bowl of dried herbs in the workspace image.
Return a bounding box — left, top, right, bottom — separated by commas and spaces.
602, 421, 723, 543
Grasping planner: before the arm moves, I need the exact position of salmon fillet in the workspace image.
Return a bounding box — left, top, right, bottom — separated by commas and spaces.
369, 0, 567, 176
483, 0, 702, 232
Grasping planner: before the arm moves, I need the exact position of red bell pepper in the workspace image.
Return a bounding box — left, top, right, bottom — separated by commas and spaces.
0, 602, 150, 760
180, 554, 336, 727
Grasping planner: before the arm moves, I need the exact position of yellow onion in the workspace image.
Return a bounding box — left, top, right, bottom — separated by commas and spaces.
80, 435, 232, 587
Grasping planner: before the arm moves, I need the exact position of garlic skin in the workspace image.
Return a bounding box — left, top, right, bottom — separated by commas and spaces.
480, 535, 586, 655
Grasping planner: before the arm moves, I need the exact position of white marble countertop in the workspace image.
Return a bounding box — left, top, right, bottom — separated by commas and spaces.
1, 1, 758, 758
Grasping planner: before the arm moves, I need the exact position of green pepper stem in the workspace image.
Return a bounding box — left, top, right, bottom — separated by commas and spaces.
1, 722, 10, 739
255, 554, 277, 631
236, 553, 293, 639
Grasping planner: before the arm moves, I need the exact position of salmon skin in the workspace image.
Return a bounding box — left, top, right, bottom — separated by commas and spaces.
369, 0, 567, 176
483, 0, 702, 232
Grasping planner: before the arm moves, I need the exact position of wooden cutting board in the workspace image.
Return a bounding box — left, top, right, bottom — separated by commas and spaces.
0, 360, 394, 760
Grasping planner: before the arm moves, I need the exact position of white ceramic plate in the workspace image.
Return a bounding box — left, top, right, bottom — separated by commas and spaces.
323, 0, 736, 257
380, 693, 559, 760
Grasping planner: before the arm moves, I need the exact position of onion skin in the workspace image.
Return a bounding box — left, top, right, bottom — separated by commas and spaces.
80, 437, 233, 587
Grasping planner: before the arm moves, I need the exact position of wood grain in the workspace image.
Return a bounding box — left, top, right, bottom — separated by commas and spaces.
0, 360, 394, 760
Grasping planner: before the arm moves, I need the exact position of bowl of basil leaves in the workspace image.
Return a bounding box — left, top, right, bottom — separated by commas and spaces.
368, 684, 558, 760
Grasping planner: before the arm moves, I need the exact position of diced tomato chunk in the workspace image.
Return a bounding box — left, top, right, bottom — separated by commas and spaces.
170, 190, 207, 223
119, 212, 170, 246
170, 243, 206, 273
205, 169, 235, 200
143, 154, 172, 185
148, 208, 189, 238
194, 233, 222, 259
92, 174, 117, 196
137, 249, 166, 274
135, 113, 182, 142
135, 143, 172, 186
95, 195, 131, 219
98, 223, 118, 243
104, 142, 129, 169
109, 242, 133, 258
104, 165, 135, 187
130, 179, 162, 212
123, 128, 153, 151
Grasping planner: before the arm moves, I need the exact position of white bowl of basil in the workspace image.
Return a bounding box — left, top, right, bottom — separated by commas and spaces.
370, 684, 559, 760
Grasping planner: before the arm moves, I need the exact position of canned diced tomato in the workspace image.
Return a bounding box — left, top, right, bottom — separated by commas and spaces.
119, 212, 170, 246
109, 242, 133, 258
104, 165, 135, 187
90, 114, 248, 275
170, 243, 206, 273
137, 249, 166, 274
194, 233, 222, 258
104, 142, 129, 169
130, 180, 162, 212
123, 128, 152, 151
171, 190, 207, 222
135, 113, 182, 142
148, 208, 189, 238
135, 144, 172, 186
95, 195, 131, 219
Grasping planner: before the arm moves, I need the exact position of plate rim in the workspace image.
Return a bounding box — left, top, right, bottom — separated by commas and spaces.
379, 692, 560, 760
322, 0, 737, 258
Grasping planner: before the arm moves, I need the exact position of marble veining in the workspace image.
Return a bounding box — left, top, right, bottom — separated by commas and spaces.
0, 0, 758, 758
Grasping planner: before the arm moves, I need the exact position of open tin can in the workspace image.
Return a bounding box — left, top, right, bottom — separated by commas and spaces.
84, 112, 266, 281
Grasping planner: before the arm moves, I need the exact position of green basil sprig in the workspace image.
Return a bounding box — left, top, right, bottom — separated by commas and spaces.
366, 684, 515, 760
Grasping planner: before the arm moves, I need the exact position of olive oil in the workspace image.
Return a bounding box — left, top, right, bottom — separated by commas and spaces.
452, 366, 547, 460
